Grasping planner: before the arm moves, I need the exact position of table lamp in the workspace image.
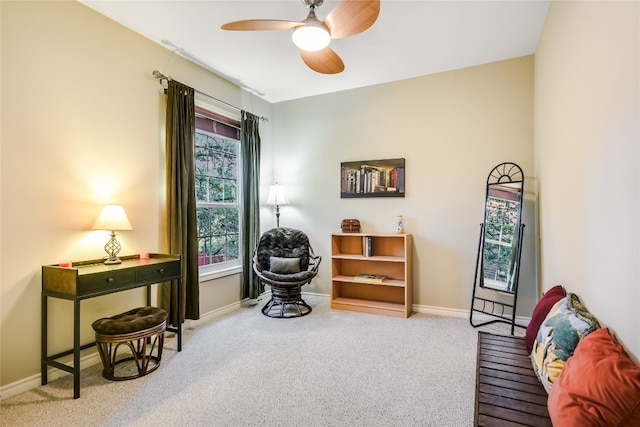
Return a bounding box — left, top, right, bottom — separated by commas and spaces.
92, 204, 133, 264
266, 183, 289, 227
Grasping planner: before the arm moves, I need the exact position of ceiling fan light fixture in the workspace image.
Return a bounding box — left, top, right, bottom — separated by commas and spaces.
292, 22, 330, 51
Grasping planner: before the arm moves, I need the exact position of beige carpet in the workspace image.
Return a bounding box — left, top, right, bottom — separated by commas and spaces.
1, 295, 519, 426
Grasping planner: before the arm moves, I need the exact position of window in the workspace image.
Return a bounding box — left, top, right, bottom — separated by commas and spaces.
194, 106, 242, 275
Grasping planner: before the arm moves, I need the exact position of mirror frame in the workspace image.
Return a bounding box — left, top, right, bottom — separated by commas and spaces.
479, 162, 524, 294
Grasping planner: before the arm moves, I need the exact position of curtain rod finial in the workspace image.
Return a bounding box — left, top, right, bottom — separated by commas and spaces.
152, 70, 172, 83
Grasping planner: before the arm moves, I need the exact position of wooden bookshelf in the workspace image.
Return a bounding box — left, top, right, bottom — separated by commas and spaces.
331, 233, 412, 318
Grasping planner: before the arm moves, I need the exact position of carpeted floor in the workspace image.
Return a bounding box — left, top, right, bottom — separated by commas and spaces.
1, 295, 519, 426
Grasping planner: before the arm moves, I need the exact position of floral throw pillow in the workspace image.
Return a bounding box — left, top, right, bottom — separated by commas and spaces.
530, 293, 600, 393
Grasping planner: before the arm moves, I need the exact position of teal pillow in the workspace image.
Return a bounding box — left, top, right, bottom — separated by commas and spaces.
269, 257, 300, 274
531, 293, 600, 392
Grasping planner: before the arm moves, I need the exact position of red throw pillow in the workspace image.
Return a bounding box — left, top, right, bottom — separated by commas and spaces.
525, 285, 566, 352
547, 328, 640, 427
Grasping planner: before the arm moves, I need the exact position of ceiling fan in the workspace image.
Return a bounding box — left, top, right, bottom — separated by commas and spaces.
221, 0, 380, 74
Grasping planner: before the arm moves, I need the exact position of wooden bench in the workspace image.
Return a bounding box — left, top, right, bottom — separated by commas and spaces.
474, 331, 552, 426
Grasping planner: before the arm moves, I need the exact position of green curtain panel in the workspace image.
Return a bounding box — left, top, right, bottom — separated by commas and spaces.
160, 80, 200, 325
241, 111, 261, 299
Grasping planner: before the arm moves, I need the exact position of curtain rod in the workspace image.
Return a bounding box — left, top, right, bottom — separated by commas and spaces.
152, 70, 268, 123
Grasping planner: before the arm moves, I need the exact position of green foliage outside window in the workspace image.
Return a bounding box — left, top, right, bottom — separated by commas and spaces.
195, 131, 240, 266
483, 197, 519, 282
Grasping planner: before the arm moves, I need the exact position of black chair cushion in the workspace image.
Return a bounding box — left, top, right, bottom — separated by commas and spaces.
256, 228, 310, 271
92, 306, 167, 335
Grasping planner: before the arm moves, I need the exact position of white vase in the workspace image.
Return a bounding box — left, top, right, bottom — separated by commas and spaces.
395, 215, 404, 234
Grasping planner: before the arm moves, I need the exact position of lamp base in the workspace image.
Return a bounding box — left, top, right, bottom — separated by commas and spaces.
103, 231, 123, 265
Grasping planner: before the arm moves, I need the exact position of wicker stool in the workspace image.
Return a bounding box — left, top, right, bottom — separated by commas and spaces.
92, 306, 167, 381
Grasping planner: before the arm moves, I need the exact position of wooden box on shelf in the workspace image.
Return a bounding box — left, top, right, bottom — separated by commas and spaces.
331, 233, 412, 318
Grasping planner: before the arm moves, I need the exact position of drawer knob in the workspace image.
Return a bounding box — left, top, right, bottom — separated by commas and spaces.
107, 277, 114, 283
158, 268, 164, 274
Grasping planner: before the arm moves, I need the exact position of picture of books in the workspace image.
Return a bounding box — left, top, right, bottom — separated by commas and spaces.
340, 158, 405, 198
353, 274, 386, 284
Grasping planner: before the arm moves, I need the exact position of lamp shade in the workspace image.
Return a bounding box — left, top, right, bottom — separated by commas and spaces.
292, 23, 331, 52
92, 205, 133, 231
266, 184, 289, 206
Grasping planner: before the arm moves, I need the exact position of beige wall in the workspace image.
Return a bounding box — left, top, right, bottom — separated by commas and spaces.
535, 0, 639, 360
267, 56, 536, 314
0, 1, 270, 390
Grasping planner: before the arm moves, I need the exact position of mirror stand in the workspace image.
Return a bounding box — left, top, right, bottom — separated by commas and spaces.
469, 162, 527, 335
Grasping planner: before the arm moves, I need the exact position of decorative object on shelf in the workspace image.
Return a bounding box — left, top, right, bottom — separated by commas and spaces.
341, 218, 361, 233
394, 215, 405, 234
266, 182, 289, 227
340, 158, 405, 198
92, 204, 133, 265
362, 236, 372, 256
353, 274, 385, 284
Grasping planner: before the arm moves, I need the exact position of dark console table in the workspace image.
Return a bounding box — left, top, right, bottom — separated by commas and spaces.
41, 254, 182, 398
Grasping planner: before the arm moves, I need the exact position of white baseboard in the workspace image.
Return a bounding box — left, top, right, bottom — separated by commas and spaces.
301, 291, 330, 299
1, 352, 102, 401
188, 299, 247, 328
413, 303, 531, 327
305, 292, 531, 326
413, 304, 471, 318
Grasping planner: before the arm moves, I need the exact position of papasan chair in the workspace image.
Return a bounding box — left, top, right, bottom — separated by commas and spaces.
253, 227, 321, 318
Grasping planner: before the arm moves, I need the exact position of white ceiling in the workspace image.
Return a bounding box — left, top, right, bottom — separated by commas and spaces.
79, 0, 551, 103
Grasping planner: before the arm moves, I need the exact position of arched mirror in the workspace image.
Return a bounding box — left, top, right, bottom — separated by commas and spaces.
480, 163, 524, 293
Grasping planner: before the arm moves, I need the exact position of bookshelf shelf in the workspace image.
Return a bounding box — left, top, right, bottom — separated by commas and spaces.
331, 233, 412, 318
332, 254, 405, 262
332, 275, 406, 287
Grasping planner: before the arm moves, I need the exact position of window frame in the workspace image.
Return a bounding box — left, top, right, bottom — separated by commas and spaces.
194, 102, 243, 280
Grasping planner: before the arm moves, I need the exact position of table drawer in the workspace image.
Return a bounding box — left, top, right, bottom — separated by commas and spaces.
77, 269, 137, 297
138, 261, 180, 283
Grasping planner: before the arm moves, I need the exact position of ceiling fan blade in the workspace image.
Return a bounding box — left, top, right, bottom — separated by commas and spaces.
324, 0, 380, 39
221, 19, 300, 31
299, 47, 345, 74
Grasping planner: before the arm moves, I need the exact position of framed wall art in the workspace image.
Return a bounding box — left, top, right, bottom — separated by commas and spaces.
340, 158, 405, 198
